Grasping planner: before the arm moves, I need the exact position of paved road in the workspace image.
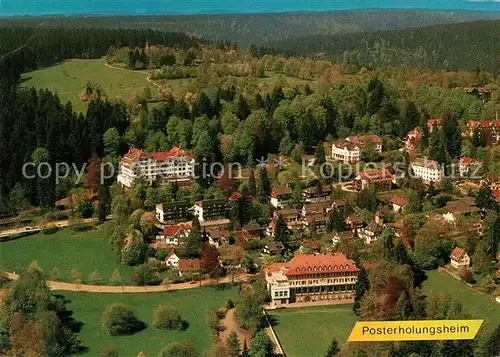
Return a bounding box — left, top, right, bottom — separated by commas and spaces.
0, 270, 252, 293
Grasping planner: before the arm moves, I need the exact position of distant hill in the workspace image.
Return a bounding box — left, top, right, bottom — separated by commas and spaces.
1, 10, 500, 46
266, 20, 500, 74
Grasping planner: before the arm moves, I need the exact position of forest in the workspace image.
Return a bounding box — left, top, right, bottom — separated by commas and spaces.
1, 9, 499, 46
267, 20, 500, 75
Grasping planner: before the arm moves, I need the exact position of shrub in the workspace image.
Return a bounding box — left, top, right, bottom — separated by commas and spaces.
102, 303, 142, 335
226, 298, 234, 309
157, 342, 196, 357
459, 267, 475, 284
152, 305, 184, 330
100, 346, 119, 357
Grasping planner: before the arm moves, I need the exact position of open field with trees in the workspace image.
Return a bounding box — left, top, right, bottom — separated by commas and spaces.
269, 305, 357, 357
0, 224, 136, 284
422, 270, 500, 329
21, 59, 159, 113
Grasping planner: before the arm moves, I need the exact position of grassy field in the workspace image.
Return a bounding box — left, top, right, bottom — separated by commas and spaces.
269, 304, 357, 357
422, 270, 500, 329
62, 285, 238, 356
0, 224, 136, 284
22, 59, 158, 113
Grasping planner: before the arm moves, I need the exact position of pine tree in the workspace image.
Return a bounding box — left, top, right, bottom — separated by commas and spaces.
325, 338, 340, 357
226, 331, 240, 357
241, 340, 250, 357
353, 266, 369, 315
274, 215, 289, 243
236, 94, 251, 121
401, 101, 420, 138
394, 290, 414, 320
258, 166, 271, 203
315, 142, 326, 166
187, 216, 203, 257
443, 114, 462, 158
248, 168, 256, 197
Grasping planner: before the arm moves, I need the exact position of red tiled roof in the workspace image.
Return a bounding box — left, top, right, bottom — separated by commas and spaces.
228, 192, 241, 201
428, 118, 444, 126
303, 185, 332, 194
460, 157, 476, 165
178, 258, 201, 271
265, 262, 286, 275
163, 224, 190, 236
271, 186, 292, 198
450, 247, 465, 260
467, 120, 500, 129
302, 240, 321, 250
357, 169, 394, 182
391, 196, 408, 207
347, 134, 382, 144
284, 253, 360, 276
150, 146, 194, 161
412, 158, 440, 169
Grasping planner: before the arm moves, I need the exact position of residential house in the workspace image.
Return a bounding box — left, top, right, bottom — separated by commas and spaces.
331, 135, 382, 163
345, 215, 366, 230
303, 213, 328, 234
463, 86, 492, 101
117, 146, 195, 188
458, 157, 481, 178
302, 202, 330, 217
449, 247, 471, 269
358, 212, 384, 245
265, 253, 360, 307
410, 158, 443, 184
193, 198, 228, 222
465, 120, 500, 145
155, 224, 191, 246
427, 118, 444, 133
164, 251, 180, 268
178, 258, 201, 277
156, 201, 191, 224
241, 222, 265, 241
354, 169, 395, 191
207, 227, 229, 248
328, 200, 346, 213
404, 128, 423, 155
441, 197, 481, 224
391, 196, 408, 213
302, 185, 333, 202
300, 240, 321, 252
270, 186, 293, 209
262, 242, 286, 255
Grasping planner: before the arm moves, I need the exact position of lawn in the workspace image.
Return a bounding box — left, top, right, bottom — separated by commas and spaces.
21, 59, 158, 113
0, 224, 136, 284
61, 285, 238, 356
269, 304, 357, 357
422, 270, 500, 329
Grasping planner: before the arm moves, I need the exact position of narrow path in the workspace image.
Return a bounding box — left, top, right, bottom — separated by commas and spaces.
0, 270, 253, 293
0, 217, 97, 238
219, 308, 252, 349
104, 61, 161, 89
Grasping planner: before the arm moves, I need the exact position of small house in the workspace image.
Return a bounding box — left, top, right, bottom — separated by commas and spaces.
450, 247, 470, 269
164, 251, 180, 268
262, 241, 286, 255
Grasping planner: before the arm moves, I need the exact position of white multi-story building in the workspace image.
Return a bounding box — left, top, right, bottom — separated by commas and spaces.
117, 146, 195, 188
410, 158, 443, 184
265, 253, 360, 307
331, 135, 382, 163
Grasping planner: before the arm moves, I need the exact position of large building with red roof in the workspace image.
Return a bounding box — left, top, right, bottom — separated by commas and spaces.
117, 146, 195, 187
265, 253, 360, 307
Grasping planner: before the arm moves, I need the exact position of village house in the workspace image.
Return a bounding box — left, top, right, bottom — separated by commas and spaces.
390, 196, 408, 213
449, 247, 471, 269
302, 202, 330, 217
465, 120, 500, 145
206, 227, 229, 248
331, 135, 382, 163
270, 186, 293, 209
192, 198, 228, 222
303, 214, 328, 234
262, 241, 286, 256
353, 168, 395, 191
241, 222, 265, 241
427, 118, 443, 133
328, 199, 346, 213
440, 197, 481, 224
117, 146, 195, 188
358, 212, 385, 245
164, 251, 180, 268
458, 157, 481, 178
345, 215, 366, 230
404, 128, 423, 155
155, 224, 191, 246
302, 185, 333, 202
156, 201, 191, 224
178, 258, 201, 277
299, 240, 321, 253
410, 158, 443, 184
463, 86, 492, 102
265, 253, 360, 307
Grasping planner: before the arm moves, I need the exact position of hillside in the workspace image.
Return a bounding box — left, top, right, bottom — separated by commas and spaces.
267, 20, 500, 74
1, 9, 500, 46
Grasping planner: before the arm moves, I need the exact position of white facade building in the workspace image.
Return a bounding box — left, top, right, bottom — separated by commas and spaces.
331, 135, 382, 163
117, 146, 195, 188
410, 158, 443, 184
